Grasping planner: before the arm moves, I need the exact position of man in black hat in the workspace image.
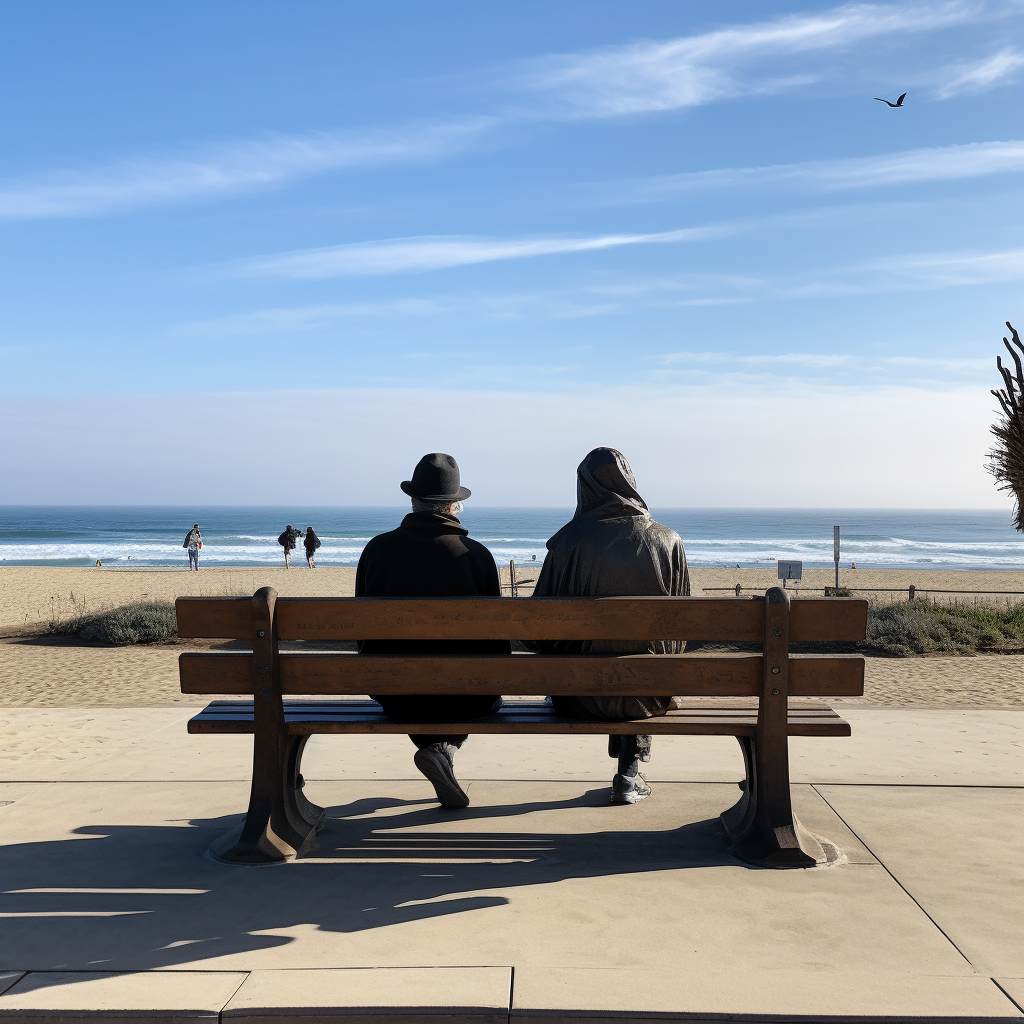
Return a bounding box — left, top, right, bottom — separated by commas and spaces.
355, 453, 506, 808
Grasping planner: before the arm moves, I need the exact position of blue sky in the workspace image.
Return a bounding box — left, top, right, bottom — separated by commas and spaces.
1, 1, 1022, 506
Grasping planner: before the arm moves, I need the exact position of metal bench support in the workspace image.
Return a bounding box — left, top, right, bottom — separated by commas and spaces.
208, 588, 324, 865
721, 587, 832, 867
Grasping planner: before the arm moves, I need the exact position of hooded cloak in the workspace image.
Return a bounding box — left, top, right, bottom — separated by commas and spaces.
529, 448, 689, 719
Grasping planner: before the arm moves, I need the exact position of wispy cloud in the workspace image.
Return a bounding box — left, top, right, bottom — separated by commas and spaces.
229, 224, 740, 279
655, 349, 990, 372
175, 300, 455, 336
659, 351, 855, 369
586, 246, 1024, 302
229, 206, 1022, 284
934, 46, 1024, 97
803, 246, 1024, 294
179, 246, 1024, 340
175, 289, 688, 337
578, 140, 1024, 205
505, 2, 981, 117
2, 3, 1008, 221
614, 247, 1024, 308
0, 119, 492, 221
649, 348, 995, 390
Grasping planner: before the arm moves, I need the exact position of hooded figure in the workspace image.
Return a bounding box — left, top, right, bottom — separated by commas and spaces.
529, 447, 689, 804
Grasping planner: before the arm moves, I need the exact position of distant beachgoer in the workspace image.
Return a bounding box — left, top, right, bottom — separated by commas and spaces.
183, 524, 202, 570
96, 559, 102, 567
356, 453, 507, 808
526, 447, 689, 805
851, 562, 857, 569
278, 525, 302, 568
303, 526, 321, 568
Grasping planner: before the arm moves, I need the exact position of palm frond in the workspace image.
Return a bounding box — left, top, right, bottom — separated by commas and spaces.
988, 321, 1024, 532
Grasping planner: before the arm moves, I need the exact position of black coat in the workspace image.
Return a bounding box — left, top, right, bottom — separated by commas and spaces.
355, 511, 509, 657
278, 528, 301, 552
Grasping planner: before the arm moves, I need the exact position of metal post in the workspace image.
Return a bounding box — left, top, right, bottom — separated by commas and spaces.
509, 559, 517, 598
833, 526, 840, 591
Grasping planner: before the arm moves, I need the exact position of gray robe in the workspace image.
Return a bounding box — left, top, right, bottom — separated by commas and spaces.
529, 448, 689, 722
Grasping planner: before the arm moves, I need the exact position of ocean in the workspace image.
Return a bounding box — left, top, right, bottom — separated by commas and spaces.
0, 506, 1021, 570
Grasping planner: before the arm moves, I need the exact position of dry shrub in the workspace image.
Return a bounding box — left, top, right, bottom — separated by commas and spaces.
866, 599, 1024, 657
49, 601, 177, 645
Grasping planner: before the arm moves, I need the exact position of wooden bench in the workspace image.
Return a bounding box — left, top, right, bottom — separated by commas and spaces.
176, 586, 866, 869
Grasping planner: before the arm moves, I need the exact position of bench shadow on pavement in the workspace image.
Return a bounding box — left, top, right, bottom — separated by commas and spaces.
0, 788, 744, 972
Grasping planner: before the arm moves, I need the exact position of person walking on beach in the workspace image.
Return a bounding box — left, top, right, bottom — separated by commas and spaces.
303, 526, 321, 568
278, 525, 302, 568
527, 447, 689, 805
183, 524, 202, 570
356, 453, 507, 809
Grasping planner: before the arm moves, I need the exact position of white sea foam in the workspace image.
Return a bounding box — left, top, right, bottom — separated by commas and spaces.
2, 509, 1021, 569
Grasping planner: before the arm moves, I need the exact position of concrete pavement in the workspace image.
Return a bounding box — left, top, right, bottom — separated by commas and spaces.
0, 705, 1021, 1021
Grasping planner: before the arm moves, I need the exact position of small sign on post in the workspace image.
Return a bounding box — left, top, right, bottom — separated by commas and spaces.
833, 526, 840, 590
777, 560, 802, 588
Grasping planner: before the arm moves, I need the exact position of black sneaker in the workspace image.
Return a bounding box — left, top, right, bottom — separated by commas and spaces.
611, 771, 652, 805
414, 744, 470, 808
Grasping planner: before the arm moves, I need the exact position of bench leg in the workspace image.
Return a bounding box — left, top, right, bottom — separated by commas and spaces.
720, 736, 756, 838
284, 734, 326, 833
721, 734, 832, 869
208, 732, 324, 866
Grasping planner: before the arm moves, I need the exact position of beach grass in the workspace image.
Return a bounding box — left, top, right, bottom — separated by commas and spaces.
865, 599, 1024, 656
48, 600, 178, 645
34, 583, 1024, 655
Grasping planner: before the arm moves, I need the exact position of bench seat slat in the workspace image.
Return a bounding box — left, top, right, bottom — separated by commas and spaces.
176, 595, 868, 643
178, 651, 864, 697
186, 702, 839, 717
186, 699, 851, 737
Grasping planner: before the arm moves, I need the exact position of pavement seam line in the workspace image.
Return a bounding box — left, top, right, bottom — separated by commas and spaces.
508, 964, 515, 1024
794, 783, 1024, 790
810, 783, 976, 969
993, 979, 1024, 1014
218, 968, 249, 1019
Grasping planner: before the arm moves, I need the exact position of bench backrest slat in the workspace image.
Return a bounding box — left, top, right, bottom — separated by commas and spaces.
178, 651, 864, 697
175, 596, 867, 642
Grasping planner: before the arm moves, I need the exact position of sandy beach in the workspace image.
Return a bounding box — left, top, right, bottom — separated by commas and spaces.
0, 566, 361, 634
4, 565, 1023, 634
1, 566, 1021, 710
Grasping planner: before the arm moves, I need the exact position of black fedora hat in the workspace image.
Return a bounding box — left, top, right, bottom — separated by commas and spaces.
401, 453, 471, 502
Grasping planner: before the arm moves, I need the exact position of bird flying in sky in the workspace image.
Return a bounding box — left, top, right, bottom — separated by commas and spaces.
874, 92, 907, 107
